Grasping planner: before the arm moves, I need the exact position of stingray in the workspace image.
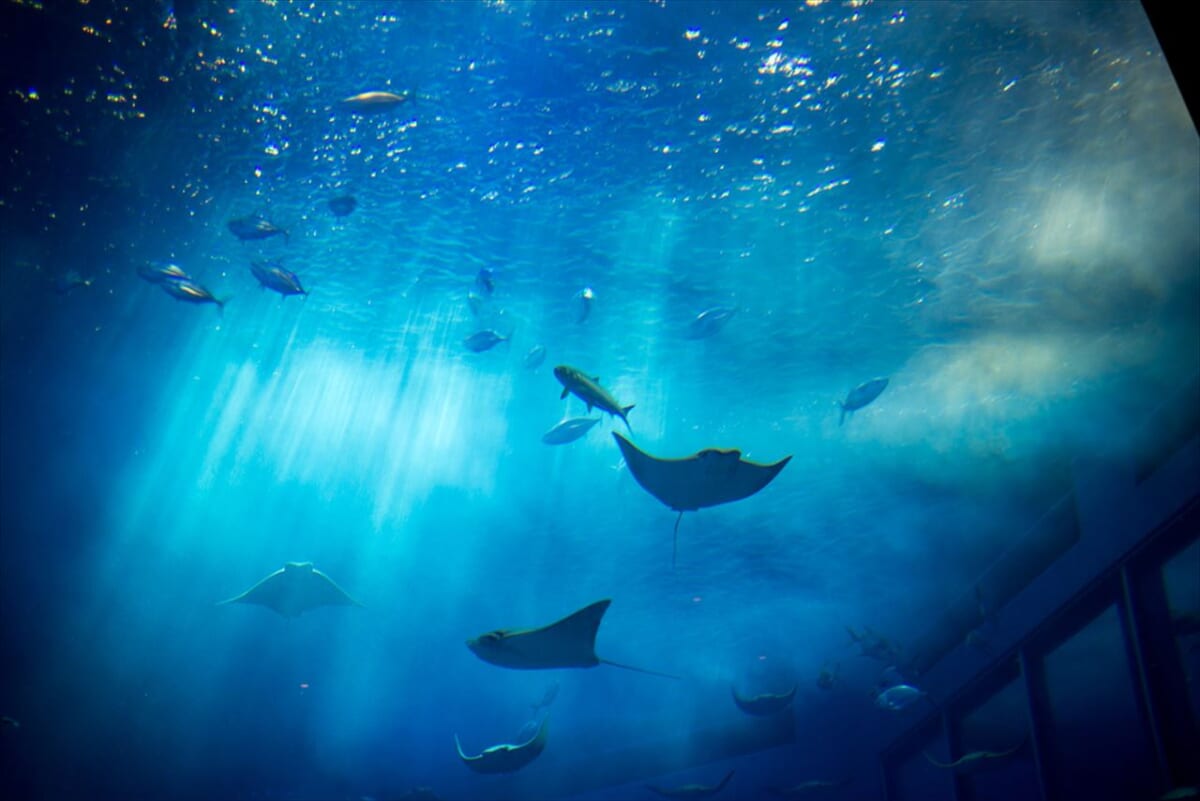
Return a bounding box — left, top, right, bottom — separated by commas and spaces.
923, 741, 1024, 770
455, 717, 548, 774
612, 432, 791, 565
218, 562, 362, 618
731, 684, 797, 716
647, 770, 735, 799
466, 599, 678, 679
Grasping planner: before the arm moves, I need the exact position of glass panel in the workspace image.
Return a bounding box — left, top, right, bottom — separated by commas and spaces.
1162, 538, 1200, 726
955, 667, 1041, 801
1042, 604, 1158, 799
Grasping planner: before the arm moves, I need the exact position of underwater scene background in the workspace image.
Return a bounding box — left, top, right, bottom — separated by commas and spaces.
1, 1, 1197, 800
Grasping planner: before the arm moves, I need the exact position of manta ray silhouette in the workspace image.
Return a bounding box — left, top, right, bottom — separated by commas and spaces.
218, 562, 362, 618
455, 717, 548, 774
466, 599, 679, 679
613, 432, 791, 565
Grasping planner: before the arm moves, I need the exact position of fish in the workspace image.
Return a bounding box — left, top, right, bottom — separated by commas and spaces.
574, 287, 594, 322
54, 270, 93, 295
1161, 788, 1200, 801
340, 90, 411, 112
530, 680, 560, 713
328, 195, 357, 217
159, 277, 228, 314
647, 770, 735, 799
731, 685, 796, 716
846, 626, 902, 662
455, 716, 547, 774
228, 214, 288, 242
922, 741, 1024, 770
250, 259, 307, 298
465, 598, 678, 679
612, 432, 791, 566
554, 365, 634, 431
0, 716, 18, 729
541, 417, 600, 445
874, 684, 928, 712
464, 330, 508, 352
684, 306, 737, 339
475, 268, 494, 296
137, 261, 190, 284
523, 345, 547, 370
766, 779, 850, 797
838, 377, 889, 425
816, 661, 839, 690
218, 562, 362, 618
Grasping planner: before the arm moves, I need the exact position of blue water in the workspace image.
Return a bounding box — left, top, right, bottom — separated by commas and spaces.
1, 2, 1196, 800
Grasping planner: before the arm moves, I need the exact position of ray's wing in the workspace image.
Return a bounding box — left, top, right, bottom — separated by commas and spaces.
306, 568, 363, 609
218, 568, 290, 614
502, 600, 610, 668
614, 433, 789, 512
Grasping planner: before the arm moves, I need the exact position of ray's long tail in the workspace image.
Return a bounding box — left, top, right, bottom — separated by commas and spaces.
600, 658, 681, 680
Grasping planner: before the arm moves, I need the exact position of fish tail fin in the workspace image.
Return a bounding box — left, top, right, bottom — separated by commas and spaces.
600, 658, 681, 680
216, 296, 230, 316
621, 405, 634, 432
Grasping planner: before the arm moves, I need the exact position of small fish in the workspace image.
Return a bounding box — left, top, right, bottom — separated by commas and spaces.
340, 91, 412, 112
816, 661, 839, 690
475, 268, 495, 296
874, 684, 927, 712
553, 365, 633, 431
0, 716, 18, 729
159, 278, 227, 314
530, 680, 560, 713
328, 195, 357, 217
228, 214, 288, 243
839, 377, 889, 425
250, 259, 307, 298
574, 287, 594, 323
523, 345, 547, 370
541, 417, 600, 445
464, 330, 508, 353
846, 626, 901, 662
138, 262, 190, 284
54, 270, 93, 295
685, 306, 737, 339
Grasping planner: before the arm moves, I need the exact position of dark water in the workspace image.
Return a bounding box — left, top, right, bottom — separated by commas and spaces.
1, 2, 1196, 800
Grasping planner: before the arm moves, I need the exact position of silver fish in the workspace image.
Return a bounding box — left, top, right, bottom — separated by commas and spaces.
875, 684, 926, 711
464, 330, 508, 353
541, 417, 600, 445
523, 345, 547, 369
685, 306, 737, 339
839, 377, 889, 425
574, 287, 594, 323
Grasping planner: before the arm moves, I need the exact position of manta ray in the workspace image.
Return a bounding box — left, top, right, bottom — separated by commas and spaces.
731, 684, 797, 716
922, 741, 1024, 770
455, 717, 548, 774
612, 433, 791, 565
218, 562, 362, 618
647, 770, 735, 799
466, 599, 678, 679
766, 779, 850, 797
